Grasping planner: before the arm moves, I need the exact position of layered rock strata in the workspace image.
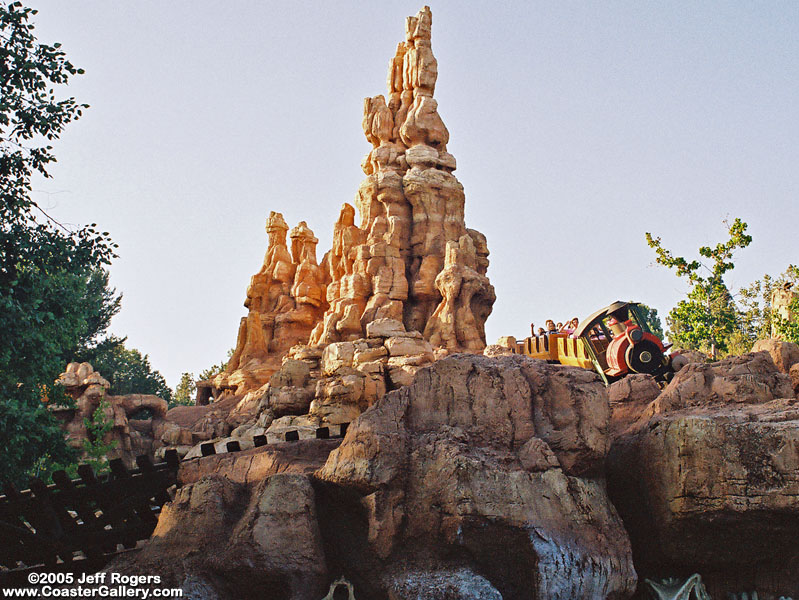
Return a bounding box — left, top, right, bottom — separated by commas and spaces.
309, 6, 495, 351
237, 318, 437, 446
190, 6, 495, 459
607, 349, 799, 598
215, 213, 328, 394
213, 6, 494, 405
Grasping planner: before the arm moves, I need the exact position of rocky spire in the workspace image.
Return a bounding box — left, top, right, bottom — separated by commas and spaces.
220, 212, 328, 392
216, 6, 495, 397
311, 5, 494, 350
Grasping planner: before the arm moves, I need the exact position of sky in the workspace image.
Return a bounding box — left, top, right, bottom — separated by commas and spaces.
27, 1, 799, 388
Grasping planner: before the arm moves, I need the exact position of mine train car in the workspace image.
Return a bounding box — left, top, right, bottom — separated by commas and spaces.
509, 301, 681, 385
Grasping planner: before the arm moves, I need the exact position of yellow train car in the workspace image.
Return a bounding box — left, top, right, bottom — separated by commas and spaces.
505, 301, 675, 385
511, 333, 594, 370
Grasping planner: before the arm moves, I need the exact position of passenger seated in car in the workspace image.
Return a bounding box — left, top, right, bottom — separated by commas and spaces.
545, 320, 558, 335
562, 317, 580, 337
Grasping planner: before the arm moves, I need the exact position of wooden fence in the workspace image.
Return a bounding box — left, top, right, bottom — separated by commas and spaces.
0, 422, 351, 583
0, 451, 179, 581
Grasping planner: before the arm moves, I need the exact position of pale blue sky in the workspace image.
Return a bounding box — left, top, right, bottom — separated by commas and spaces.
29, 1, 799, 386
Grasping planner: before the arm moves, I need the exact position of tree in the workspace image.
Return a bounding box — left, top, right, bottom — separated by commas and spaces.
1, 1, 118, 486
646, 218, 752, 359
77, 398, 118, 476
637, 303, 664, 339
172, 372, 196, 408
765, 265, 799, 344
75, 336, 173, 402
198, 348, 234, 381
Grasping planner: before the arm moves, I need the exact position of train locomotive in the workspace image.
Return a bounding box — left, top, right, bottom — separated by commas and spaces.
507, 301, 681, 385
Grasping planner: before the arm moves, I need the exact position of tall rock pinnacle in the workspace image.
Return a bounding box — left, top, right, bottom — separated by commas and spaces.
310, 6, 495, 352
216, 7, 495, 396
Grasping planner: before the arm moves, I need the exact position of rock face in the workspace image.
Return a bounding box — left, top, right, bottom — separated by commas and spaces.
52, 362, 169, 469
309, 6, 495, 352
213, 5, 495, 403
607, 373, 662, 437
316, 354, 636, 599
215, 213, 328, 394
751, 338, 799, 374
109, 474, 328, 600
107, 355, 637, 599
607, 351, 799, 598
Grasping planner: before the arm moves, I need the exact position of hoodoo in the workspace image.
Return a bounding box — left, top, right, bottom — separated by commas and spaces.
213, 5, 495, 400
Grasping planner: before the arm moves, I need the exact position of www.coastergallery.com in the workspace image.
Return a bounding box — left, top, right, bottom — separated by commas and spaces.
3, 572, 182, 598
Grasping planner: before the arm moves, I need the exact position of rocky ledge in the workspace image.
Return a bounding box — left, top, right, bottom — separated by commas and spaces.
109, 354, 636, 599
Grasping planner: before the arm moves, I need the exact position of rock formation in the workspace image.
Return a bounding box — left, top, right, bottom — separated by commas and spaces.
109, 474, 329, 600
316, 354, 636, 598
52, 362, 169, 468
210, 5, 494, 402
110, 354, 636, 600
241, 318, 438, 448
215, 213, 328, 394
189, 5, 495, 454
50, 8, 799, 599
309, 6, 495, 350
607, 349, 799, 598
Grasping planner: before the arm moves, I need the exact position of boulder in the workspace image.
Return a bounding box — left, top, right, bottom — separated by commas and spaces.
365, 318, 407, 338
316, 354, 635, 599
752, 338, 799, 374
322, 342, 356, 375
483, 343, 514, 357
107, 474, 328, 600
607, 350, 799, 598
384, 335, 433, 357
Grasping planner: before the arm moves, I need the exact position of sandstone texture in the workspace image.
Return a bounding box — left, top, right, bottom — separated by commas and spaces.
214, 213, 328, 394
209, 5, 493, 409
181, 4, 498, 464
607, 350, 799, 598
316, 354, 636, 599
751, 337, 799, 374
309, 6, 495, 354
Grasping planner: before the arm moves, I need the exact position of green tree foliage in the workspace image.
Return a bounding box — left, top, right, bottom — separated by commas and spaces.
764, 265, 799, 344
646, 218, 752, 359
78, 398, 118, 476
172, 372, 196, 408
1, 1, 118, 486
198, 348, 234, 381
76, 335, 172, 402
774, 295, 799, 344
637, 303, 664, 339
